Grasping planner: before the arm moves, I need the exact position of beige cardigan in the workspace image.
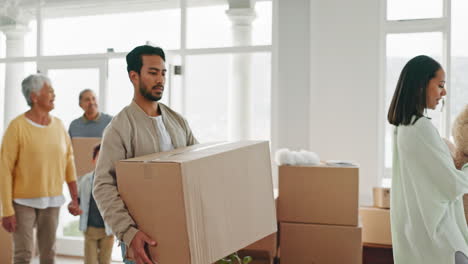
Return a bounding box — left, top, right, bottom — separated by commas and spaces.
93, 101, 198, 245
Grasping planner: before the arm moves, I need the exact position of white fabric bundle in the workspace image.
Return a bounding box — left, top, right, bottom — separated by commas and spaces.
275, 148, 320, 166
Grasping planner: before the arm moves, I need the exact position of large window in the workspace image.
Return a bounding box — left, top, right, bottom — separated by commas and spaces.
383, 0, 468, 180
43, 10, 181, 56
187, 1, 272, 48
384, 33, 443, 173
451, 0, 468, 126
387, 0, 443, 20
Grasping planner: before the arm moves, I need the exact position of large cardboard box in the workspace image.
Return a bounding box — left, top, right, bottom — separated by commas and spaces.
117, 141, 277, 264
280, 222, 362, 264
0, 220, 13, 264
360, 207, 392, 245
373, 187, 390, 209
71, 137, 101, 177
278, 165, 359, 226
239, 195, 278, 260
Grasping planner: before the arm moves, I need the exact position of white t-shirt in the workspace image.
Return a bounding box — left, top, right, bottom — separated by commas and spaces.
152, 115, 174, 152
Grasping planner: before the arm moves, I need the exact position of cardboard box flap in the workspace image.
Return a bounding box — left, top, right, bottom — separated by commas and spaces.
121, 141, 267, 163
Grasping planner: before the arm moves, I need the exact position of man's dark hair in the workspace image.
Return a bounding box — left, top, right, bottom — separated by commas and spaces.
126, 45, 166, 74
387, 55, 442, 126
92, 143, 101, 161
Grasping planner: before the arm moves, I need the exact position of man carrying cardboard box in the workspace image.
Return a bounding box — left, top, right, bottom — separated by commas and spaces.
93, 45, 198, 264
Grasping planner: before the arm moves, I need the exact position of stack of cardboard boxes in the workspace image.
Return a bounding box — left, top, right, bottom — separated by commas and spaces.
360, 187, 392, 246
277, 165, 362, 264
116, 141, 278, 264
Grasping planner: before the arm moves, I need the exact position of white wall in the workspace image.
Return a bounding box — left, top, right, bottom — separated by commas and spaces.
273, 0, 383, 205
309, 0, 383, 205
272, 0, 311, 151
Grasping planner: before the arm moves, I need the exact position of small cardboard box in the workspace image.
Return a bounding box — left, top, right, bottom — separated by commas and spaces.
280, 222, 362, 264
278, 165, 359, 226
360, 207, 392, 245
117, 141, 277, 264
71, 137, 101, 177
373, 187, 390, 209
0, 220, 12, 264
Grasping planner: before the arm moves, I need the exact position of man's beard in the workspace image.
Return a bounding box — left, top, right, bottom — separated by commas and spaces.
139, 82, 163, 102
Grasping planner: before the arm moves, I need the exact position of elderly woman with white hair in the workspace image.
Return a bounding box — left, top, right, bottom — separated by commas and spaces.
0, 74, 82, 264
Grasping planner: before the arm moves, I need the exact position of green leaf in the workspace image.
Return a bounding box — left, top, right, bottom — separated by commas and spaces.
242, 256, 253, 264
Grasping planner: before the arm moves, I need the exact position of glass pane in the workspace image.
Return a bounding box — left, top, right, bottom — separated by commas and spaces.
250, 52, 271, 141
108, 59, 133, 115
187, 1, 272, 48
48, 68, 100, 130
0, 33, 5, 58
185, 52, 271, 142
108, 58, 170, 116
168, 55, 183, 113
385, 32, 443, 170
50, 68, 99, 239
451, 0, 468, 129
185, 54, 229, 142
44, 9, 180, 56
387, 0, 443, 20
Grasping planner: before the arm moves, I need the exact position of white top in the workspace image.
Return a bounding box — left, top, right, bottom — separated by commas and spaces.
14, 118, 66, 209
391, 116, 468, 264
152, 115, 174, 152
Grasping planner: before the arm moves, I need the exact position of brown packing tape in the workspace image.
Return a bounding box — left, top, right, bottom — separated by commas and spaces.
151, 142, 230, 161
123, 142, 224, 163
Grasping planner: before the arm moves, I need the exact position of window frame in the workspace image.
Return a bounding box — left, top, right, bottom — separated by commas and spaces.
381, 0, 451, 180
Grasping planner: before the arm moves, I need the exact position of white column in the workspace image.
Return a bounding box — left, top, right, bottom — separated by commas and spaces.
226, 8, 256, 141
0, 25, 29, 130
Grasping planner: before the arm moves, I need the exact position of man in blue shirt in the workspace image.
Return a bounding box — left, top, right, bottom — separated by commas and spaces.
69, 89, 112, 138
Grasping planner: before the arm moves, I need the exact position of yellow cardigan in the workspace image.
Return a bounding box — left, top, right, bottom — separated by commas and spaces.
0, 114, 76, 216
